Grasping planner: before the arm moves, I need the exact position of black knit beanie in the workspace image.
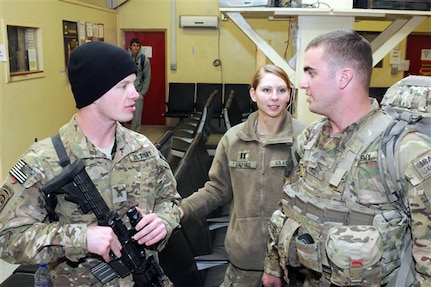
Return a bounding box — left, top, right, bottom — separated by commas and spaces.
68, 41, 137, 109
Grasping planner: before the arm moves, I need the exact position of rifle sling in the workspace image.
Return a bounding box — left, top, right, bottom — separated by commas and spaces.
50, 134, 112, 220
52, 134, 70, 167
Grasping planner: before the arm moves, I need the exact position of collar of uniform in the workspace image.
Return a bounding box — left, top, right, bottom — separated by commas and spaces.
317, 98, 382, 149
58, 116, 146, 162
344, 98, 381, 136
238, 110, 294, 145
114, 122, 151, 161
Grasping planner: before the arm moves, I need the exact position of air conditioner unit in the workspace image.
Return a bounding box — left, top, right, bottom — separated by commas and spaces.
179, 16, 219, 29
219, 0, 273, 7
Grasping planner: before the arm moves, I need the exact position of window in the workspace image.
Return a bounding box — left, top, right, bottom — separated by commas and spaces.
6, 24, 44, 81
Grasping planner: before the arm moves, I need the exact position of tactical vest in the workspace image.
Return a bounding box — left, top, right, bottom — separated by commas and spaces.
277, 111, 410, 287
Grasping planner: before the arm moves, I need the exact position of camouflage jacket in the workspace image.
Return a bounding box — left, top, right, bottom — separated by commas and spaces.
0, 116, 181, 287
181, 110, 306, 271
264, 100, 431, 286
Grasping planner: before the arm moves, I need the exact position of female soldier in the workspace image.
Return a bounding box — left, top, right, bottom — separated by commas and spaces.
180, 64, 306, 287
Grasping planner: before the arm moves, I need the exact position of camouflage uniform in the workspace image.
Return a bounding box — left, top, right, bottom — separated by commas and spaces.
0, 116, 181, 287
264, 99, 431, 286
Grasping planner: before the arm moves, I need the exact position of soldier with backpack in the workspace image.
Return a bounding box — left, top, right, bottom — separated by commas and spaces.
262, 30, 431, 287
129, 38, 151, 133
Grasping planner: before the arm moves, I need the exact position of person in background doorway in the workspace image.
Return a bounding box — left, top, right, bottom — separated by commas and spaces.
180, 64, 306, 287
129, 38, 151, 133
0, 41, 180, 287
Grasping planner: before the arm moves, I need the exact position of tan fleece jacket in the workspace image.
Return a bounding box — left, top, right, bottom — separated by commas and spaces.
181, 111, 305, 270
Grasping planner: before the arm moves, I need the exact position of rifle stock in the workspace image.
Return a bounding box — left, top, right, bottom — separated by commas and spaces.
41, 159, 166, 287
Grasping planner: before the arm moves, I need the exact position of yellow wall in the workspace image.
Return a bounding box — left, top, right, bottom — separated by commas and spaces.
0, 0, 118, 179
117, 0, 289, 84
116, 0, 290, 126
117, 1, 430, 124
1, 0, 430, 179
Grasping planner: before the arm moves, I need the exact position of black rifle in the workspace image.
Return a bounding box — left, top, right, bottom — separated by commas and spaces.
42, 158, 166, 287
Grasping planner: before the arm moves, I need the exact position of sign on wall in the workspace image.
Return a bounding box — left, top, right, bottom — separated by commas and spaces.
63, 20, 104, 68
63, 20, 78, 68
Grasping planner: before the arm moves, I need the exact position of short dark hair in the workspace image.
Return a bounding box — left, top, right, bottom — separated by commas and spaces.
129, 38, 141, 46
306, 29, 373, 89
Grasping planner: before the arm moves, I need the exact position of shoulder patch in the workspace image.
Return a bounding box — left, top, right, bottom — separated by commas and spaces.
413, 152, 431, 181
9, 159, 34, 184
0, 185, 13, 212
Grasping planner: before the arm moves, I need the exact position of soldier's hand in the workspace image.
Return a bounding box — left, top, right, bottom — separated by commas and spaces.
262, 272, 282, 287
87, 224, 122, 262
132, 207, 167, 246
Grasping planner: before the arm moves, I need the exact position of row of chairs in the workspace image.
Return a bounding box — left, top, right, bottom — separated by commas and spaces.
158, 131, 229, 287
156, 88, 245, 163
163, 82, 256, 124
205, 89, 244, 156
155, 90, 236, 287
168, 89, 219, 170
0, 265, 37, 287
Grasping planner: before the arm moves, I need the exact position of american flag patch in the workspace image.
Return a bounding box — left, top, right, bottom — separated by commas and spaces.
9, 159, 34, 184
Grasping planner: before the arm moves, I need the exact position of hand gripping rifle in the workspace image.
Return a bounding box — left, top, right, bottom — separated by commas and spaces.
42, 158, 166, 287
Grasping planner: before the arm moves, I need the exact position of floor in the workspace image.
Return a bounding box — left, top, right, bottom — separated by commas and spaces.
124, 123, 174, 144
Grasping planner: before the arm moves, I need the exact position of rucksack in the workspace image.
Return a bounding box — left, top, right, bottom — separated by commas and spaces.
381, 75, 431, 136
379, 75, 431, 206
378, 75, 431, 287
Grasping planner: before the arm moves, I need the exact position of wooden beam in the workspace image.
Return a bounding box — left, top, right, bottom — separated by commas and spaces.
226, 12, 295, 83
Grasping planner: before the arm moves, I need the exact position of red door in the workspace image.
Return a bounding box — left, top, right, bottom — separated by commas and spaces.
405, 35, 431, 76
124, 31, 166, 125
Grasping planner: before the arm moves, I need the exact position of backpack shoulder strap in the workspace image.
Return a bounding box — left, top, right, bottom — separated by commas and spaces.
378, 105, 421, 214
381, 114, 416, 287
387, 231, 414, 287
140, 54, 146, 71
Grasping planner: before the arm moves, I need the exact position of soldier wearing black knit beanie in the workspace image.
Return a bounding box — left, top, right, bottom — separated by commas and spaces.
0, 40, 180, 287
68, 41, 137, 108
